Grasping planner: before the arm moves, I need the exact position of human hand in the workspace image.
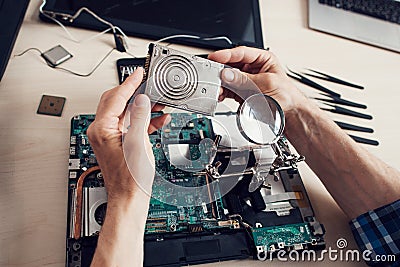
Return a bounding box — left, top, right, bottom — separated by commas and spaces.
208, 46, 308, 115
89, 68, 171, 266
87, 67, 170, 202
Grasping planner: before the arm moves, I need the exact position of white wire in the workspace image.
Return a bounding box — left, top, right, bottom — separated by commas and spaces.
82, 27, 114, 43
154, 34, 233, 45
39, 0, 131, 46
39, 0, 233, 52
155, 34, 201, 44
68, 7, 115, 31
39, 0, 80, 42
203, 36, 233, 45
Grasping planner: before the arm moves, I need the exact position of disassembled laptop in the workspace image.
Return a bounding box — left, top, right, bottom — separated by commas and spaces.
66, 44, 325, 267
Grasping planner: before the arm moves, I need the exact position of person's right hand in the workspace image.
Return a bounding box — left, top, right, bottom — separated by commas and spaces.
208, 46, 308, 115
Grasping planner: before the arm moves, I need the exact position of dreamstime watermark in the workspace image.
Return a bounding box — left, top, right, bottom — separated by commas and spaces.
257, 238, 397, 263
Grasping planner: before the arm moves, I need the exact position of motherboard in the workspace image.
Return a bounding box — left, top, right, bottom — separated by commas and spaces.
147, 113, 238, 234
66, 113, 325, 267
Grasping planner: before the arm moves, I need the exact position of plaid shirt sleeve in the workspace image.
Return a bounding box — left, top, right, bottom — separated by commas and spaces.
350, 199, 400, 266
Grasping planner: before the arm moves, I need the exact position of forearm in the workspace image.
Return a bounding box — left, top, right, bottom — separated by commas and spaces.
285, 100, 400, 219
91, 187, 150, 267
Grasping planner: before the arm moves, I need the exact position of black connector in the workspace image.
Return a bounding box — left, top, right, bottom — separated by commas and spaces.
113, 32, 127, 52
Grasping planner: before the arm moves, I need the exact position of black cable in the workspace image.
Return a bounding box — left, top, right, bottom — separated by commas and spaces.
239, 221, 254, 239
14, 47, 116, 78
227, 214, 254, 242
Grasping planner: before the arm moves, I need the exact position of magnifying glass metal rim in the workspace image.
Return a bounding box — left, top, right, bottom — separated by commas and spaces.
236, 94, 285, 146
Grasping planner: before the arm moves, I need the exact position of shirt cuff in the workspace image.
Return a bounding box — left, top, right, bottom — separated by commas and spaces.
350, 199, 400, 266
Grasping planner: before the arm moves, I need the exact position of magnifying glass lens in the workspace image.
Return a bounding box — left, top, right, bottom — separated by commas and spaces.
238, 94, 284, 145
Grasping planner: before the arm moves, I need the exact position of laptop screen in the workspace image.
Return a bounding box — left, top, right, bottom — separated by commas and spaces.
43, 0, 264, 49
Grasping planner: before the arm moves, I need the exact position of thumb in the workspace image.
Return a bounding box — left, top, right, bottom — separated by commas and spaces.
220, 68, 261, 100
123, 94, 155, 196
128, 94, 151, 138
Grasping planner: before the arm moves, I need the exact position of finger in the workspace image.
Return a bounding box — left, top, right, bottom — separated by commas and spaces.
209, 47, 282, 74
209, 46, 267, 64
220, 68, 261, 100
148, 114, 171, 134
118, 67, 145, 101
124, 94, 155, 195
218, 81, 244, 102
127, 94, 151, 139
151, 104, 165, 112
96, 67, 144, 120
219, 87, 224, 96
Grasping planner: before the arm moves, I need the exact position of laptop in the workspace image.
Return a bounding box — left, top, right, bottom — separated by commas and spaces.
40, 0, 264, 50
309, 0, 400, 52
0, 0, 30, 81
67, 109, 326, 266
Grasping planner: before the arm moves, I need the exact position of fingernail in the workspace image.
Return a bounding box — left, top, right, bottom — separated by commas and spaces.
135, 67, 144, 73
223, 68, 235, 82
134, 94, 149, 107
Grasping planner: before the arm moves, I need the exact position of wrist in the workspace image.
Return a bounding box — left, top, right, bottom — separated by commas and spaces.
274, 79, 310, 117
285, 97, 319, 118
106, 190, 151, 229
98, 159, 153, 201
107, 179, 152, 210
285, 94, 316, 119
283, 99, 322, 142
94, 189, 149, 266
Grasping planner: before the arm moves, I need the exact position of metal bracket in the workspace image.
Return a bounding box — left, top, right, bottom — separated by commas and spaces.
205, 138, 305, 193
248, 138, 305, 192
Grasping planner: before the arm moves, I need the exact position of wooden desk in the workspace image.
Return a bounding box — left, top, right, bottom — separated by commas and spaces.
1, 1, 399, 266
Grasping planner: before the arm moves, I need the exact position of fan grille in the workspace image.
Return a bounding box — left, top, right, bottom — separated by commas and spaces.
154, 55, 198, 100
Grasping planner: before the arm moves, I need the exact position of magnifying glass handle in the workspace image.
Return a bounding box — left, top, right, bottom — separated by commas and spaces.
271, 142, 284, 158
248, 143, 283, 192
248, 140, 305, 192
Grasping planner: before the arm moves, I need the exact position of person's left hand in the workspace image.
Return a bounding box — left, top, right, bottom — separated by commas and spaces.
87, 67, 170, 203
89, 68, 171, 266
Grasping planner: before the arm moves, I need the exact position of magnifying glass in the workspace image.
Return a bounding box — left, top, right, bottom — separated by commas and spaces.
237, 93, 285, 146
235, 94, 285, 192
217, 67, 285, 146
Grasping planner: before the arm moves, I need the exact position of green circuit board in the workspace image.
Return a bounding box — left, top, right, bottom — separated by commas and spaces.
67, 113, 326, 267
68, 114, 102, 187
146, 113, 232, 234
68, 113, 239, 237
251, 223, 315, 252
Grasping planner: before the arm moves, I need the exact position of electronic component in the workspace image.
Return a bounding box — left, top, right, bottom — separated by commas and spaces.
264, 201, 294, 217
83, 187, 107, 237
117, 58, 146, 84
41, 45, 72, 67
113, 32, 127, 52
143, 44, 223, 116
188, 224, 204, 233
66, 114, 325, 267
251, 223, 317, 257
37, 95, 66, 117
167, 144, 191, 168
68, 159, 80, 170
